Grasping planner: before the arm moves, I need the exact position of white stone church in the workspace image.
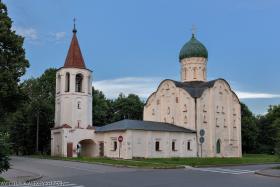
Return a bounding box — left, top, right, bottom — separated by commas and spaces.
51, 27, 242, 159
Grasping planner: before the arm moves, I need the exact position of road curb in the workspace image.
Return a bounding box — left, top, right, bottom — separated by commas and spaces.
194, 162, 280, 168
0, 167, 43, 183
61, 160, 185, 169
255, 169, 280, 178
25, 174, 43, 183
28, 156, 185, 169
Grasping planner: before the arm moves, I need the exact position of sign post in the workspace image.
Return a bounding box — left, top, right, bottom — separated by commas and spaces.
118, 136, 123, 158
199, 129, 205, 157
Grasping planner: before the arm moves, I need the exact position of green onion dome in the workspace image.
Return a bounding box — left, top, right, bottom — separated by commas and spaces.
179, 34, 208, 60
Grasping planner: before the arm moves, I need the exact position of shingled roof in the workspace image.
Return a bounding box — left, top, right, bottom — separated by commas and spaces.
95, 119, 196, 133
64, 30, 86, 69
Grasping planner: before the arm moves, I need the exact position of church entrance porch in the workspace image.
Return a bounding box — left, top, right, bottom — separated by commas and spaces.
77, 139, 96, 157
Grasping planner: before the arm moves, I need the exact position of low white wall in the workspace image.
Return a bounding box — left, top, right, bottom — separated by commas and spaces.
99, 130, 197, 159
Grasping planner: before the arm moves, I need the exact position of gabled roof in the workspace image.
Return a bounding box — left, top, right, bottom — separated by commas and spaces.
172, 79, 217, 98
95, 119, 196, 133
51, 124, 72, 130
64, 31, 86, 69
145, 78, 240, 106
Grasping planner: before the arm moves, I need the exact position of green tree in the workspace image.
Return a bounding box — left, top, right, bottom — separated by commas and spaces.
0, 132, 10, 173
8, 68, 56, 155
92, 89, 112, 126
0, 1, 29, 124
0, 1, 29, 172
112, 93, 144, 121
241, 102, 259, 153
272, 119, 280, 157
257, 105, 280, 154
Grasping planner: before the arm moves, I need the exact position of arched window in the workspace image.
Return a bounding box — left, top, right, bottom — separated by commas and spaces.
57, 75, 61, 93
203, 68, 206, 79
152, 109, 155, 116
157, 99, 160, 105
77, 101, 81, 109
203, 115, 207, 123
88, 76, 91, 94
193, 67, 197, 79
184, 67, 187, 80
75, 73, 83, 92
166, 83, 170, 90
65, 72, 70, 92
216, 139, 221, 154
184, 115, 188, 124
167, 107, 170, 115
183, 104, 187, 112
172, 117, 174, 124
203, 104, 207, 112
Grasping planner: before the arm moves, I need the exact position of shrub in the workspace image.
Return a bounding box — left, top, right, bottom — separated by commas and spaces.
0, 132, 10, 173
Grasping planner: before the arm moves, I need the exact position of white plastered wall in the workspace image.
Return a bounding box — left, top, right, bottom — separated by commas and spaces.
55, 67, 92, 129
144, 80, 196, 130
180, 57, 207, 82
98, 130, 197, 159
196, 80, 242, 157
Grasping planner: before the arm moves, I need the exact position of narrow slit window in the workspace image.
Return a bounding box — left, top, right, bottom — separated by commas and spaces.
172, 141, 176, 151
187, 141, 191, 150
155, 141, 160, 151
65, 72, 70, 92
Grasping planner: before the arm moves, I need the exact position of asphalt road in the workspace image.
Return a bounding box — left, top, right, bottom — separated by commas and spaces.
2, 156, 280, 187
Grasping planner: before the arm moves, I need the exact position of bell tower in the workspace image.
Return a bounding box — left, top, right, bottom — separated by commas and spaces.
54, 23, 92, 129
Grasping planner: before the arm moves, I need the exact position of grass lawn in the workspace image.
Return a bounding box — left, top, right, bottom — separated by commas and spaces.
134, 154, 280, 167
31, 155, 179, 169
31, 154, 280, 169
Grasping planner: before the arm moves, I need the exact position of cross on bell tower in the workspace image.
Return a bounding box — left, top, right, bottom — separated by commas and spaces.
73, 18, 77, 33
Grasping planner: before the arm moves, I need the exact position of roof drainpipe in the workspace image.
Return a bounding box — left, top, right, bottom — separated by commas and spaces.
195, 97, 199, 157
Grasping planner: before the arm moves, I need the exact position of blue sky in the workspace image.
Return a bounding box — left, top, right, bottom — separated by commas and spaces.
4, 0, 280, 115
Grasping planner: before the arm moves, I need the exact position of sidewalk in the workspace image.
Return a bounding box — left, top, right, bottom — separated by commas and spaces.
0, 167, 42, 183
255, 169, 280, 178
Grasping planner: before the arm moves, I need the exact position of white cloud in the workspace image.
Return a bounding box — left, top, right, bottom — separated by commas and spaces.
50, 32, 66, 41
93, 76, 280, 100
13, 26, 38, 40
236, 92, 280, 99
94, 77, 162, 99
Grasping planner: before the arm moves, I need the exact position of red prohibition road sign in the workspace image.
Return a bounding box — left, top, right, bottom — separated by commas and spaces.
118, 136, 123, 142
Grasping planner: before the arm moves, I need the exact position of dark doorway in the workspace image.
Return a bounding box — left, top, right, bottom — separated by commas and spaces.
67, 142, 73, 157
99, 142, 104, 157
